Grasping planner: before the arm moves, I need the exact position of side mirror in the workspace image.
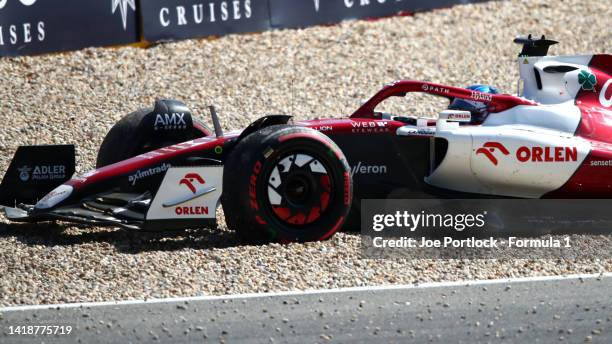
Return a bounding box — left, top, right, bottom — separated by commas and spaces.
439, 110, 471, 122
436, 110, 471, 131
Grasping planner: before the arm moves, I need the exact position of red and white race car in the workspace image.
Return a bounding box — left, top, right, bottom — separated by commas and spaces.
0, 35, 610, 242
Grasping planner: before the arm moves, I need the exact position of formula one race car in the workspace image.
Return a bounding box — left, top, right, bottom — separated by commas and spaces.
0, 35, 610, 243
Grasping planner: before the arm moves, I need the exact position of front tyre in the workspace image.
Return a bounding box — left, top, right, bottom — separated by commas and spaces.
222, 125, 352, 243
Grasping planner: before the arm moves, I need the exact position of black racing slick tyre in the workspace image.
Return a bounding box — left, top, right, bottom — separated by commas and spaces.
96, 108, 213, 168
222, 125, 352, 244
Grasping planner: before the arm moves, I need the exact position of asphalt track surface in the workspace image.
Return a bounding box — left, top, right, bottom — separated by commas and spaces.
1, 274, 610, 343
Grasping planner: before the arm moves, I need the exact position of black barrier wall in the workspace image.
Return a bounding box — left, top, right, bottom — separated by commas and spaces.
140, 0, 271, 42
1, 0, 483, 56
269, 0, 477, 28
0, 0, 139, 56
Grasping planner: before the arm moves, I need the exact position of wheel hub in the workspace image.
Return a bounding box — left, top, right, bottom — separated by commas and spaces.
267, 153, 332, 225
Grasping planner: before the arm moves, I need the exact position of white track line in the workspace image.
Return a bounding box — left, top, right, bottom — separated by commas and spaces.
1, 272, 610, 312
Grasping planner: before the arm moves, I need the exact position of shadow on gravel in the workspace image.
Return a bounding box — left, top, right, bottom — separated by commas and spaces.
0, 222, 242, 253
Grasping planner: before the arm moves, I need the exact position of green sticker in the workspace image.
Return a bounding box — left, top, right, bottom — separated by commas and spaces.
214, 146, 223, 154
578, 70, 597, 91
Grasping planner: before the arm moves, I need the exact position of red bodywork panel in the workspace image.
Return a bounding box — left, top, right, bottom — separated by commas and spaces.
575, 55, 612, 143
67, 136, 232, 191
547, 54, 612, 197
546, 141, 612, 197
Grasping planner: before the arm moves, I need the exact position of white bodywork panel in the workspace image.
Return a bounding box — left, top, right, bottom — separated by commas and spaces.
147, 166, 222, 220
35, 185, 73, 210
484, 102, 582, 134
519, 55, 592, 104
426, 125, 590, 198
421, 53, 596, 198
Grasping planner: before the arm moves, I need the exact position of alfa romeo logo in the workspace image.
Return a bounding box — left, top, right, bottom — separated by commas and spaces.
578, 70, 597, 91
